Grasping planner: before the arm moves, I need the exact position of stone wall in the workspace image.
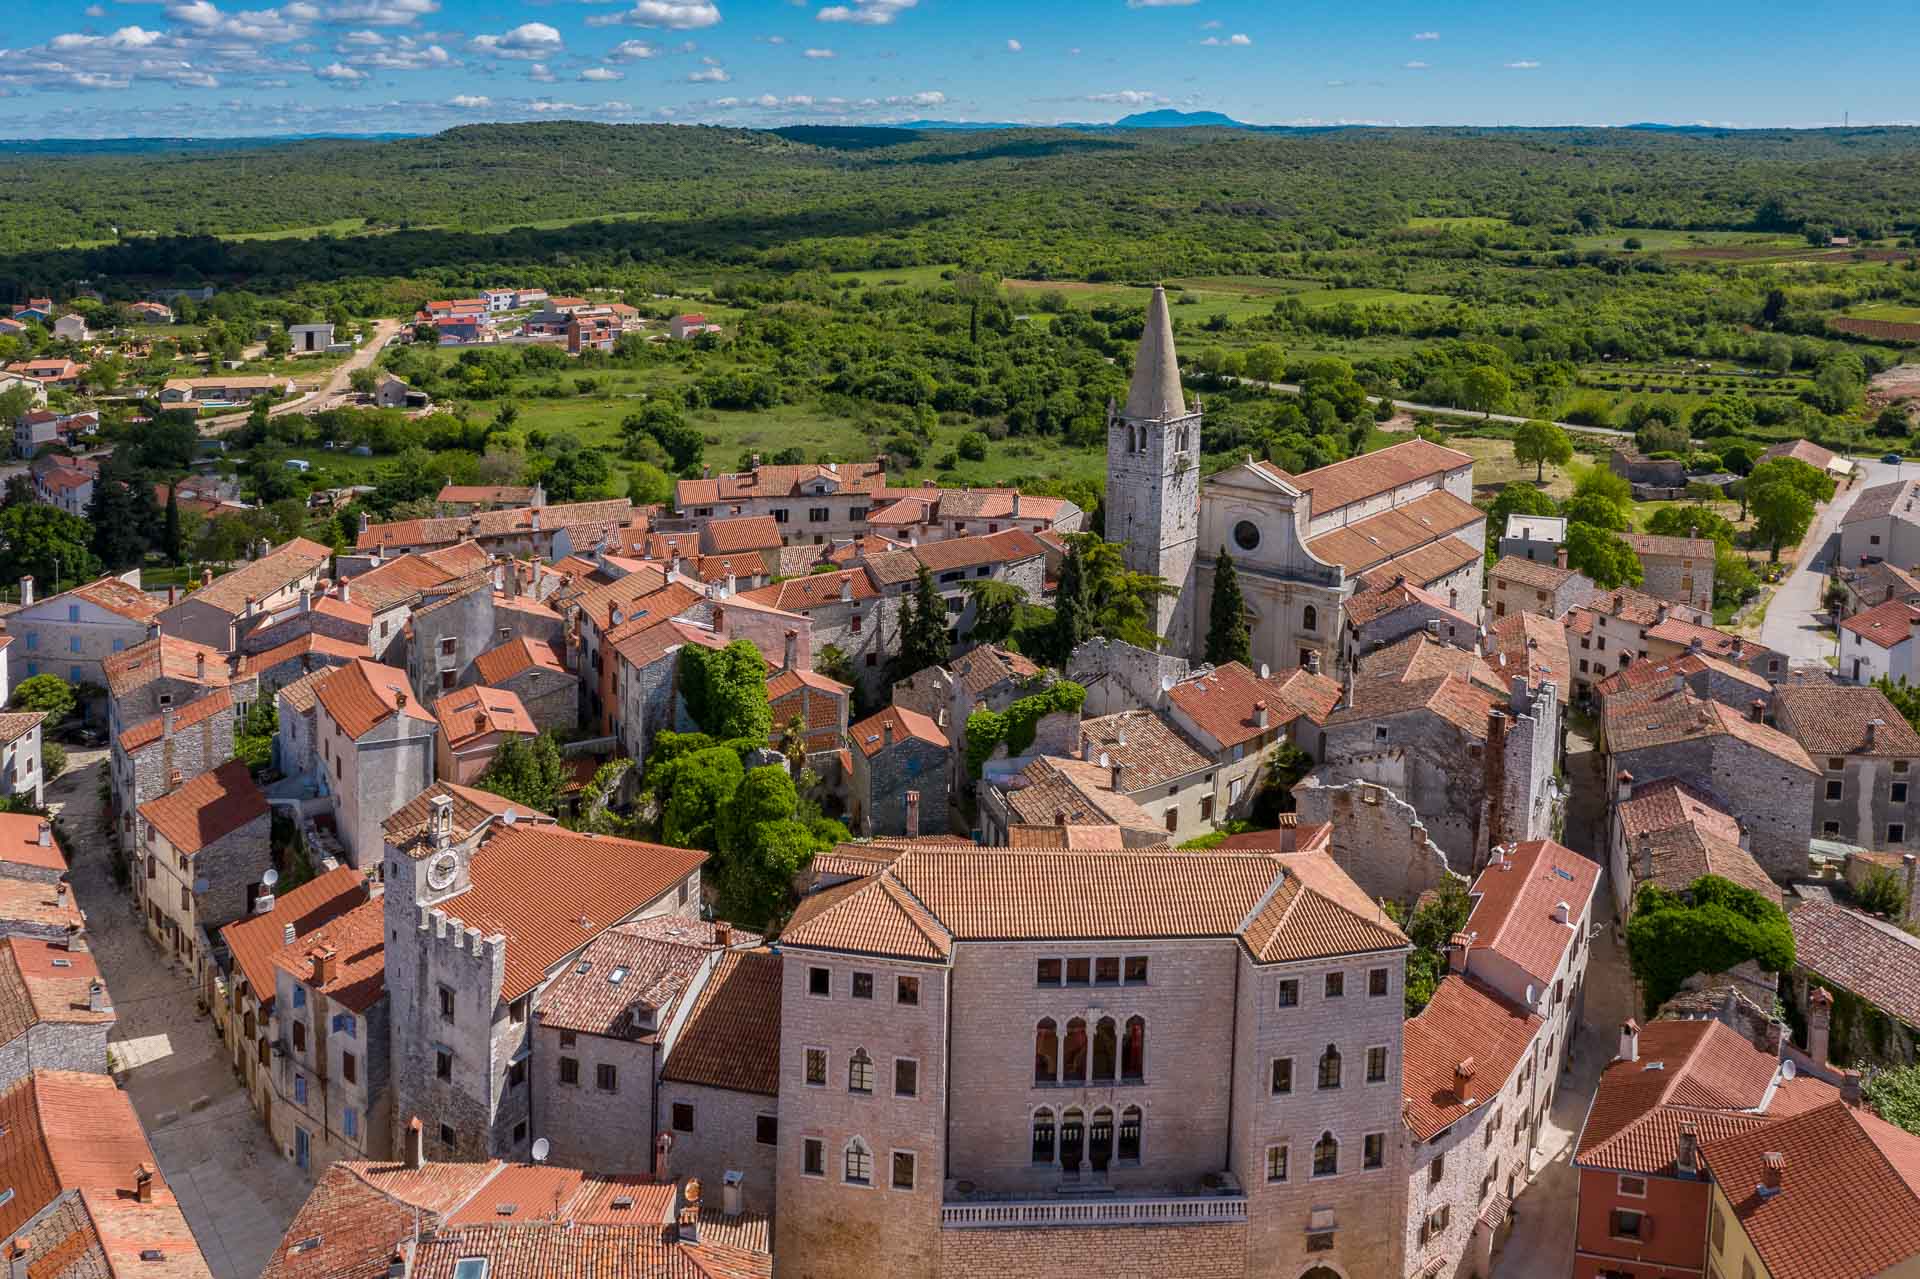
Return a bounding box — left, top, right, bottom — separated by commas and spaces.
1293, 778, 1462, 902
406, 589, 498, 708
192, 810, 272, 933
654, 1080, 779, 1217
529, 1024, 656, 1173
499, 667, 579, 735
892, 665, 954, 726
1610, 737, 1815, 881
0, 1018, 112, 1090
387, 902, 509, 1162
114, 699, 238, 846
941, 1223, 1249, 1279
855, 739, 951, 837
1067, 638, 1189, 717
240, 605, 368, 656
1636, 552, 1715, 616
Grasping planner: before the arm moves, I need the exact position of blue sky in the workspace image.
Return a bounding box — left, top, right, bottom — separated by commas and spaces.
0, 0, 1912, 138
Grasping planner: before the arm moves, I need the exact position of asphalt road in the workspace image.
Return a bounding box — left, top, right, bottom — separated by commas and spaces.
1758, 455, 1903, 666
200, 317, 403, 434
1234, 377, 1642, 442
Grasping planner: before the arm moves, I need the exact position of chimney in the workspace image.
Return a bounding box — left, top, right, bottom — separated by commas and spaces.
62, 923, 84, 953
882, 719, 894, 750
167, 585, 177, 606
1452, 1057, 1476, 1100
905, 790, 921, 839
1055, 810, 1068, 827
311, 946, 336, 986
1449, 587, 1458, 609
783, 629, 798, 672
395, 689, 407, 709
722, 1172, 744, 1217
1555, 545, 1568, 571
1658, 603, 1672, 625
531, 509, 541, 533
35, 822, 50, 849
1012, 492, 1022, 518
1808, 985, 1833, 1065
724, 572, 737, 597
1761, 1152, 1785, 1194
1307, 651, 1321, 675
1677, 1123, 1699, 1176
1619, 1019, 1640, 1063
1842, 1068, 1863, 1106
1615, 770, 1635, 803
87, 980, 108, 1013
202, 566, 213, 588
839, 574, 853, 603
1253, 700, 1269, 729
405, 1117, 426, 1170
1670, 673, 1685, 695
1448, 931, 1471, 973
195, 651, 206, 680
147, 620, 161, 643
531, 483, 545, 510
1750, 698, 1766, 724
1110, 760, 1125, 791
714, 920, 732, 948
134, 1164, 155, 1204
1553, 900, 1570, 924
16, 577, 29, 607
338, 579, 350, 604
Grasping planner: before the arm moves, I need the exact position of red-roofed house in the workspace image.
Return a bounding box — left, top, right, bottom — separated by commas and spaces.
848, 704, 950, 837
1164, 659, 1341, 821
470, 635, 576, 734
1839, 597, 1920, 684
7, 573, 163, 699
433, 684, 537, 785
311, 659, 440, 867
269, 898, 390, 1176
137, 761, 271, 981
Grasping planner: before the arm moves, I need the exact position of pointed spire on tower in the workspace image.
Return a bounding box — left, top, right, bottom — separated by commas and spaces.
1124, 284, 1186, 422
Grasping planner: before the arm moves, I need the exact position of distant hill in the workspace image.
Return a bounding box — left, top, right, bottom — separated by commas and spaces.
0, 134, 417, 155
1111, 109, 1248, 129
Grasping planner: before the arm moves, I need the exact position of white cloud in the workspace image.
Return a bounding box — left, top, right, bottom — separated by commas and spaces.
803, 46, 834, 57
607, 38, 657, 58
348, 37, 450, 69
448, 93, 488, 107
1200, 32, 1249, 45
1504, 59, 1539, 68
1412, 30, 1438, 39
756, 33, 787, 43
585, 0, 720, 28
526, 61, 556, 80
314, 60, 366, 79
470, 21, 562, 58
816, 0, 915, 24
1200, 18, 1221, 28
1067, 46, 1080, 54
1085, 89, 1164, 104
316, 0, 438, 23
339, 28, 384, 44
1006, 38, 1020, 51
688, 64, 729, 80
50, 26, 166, 50
84, 3, 106, 14
1403, 59, 1428, 69
579, 65, 622, 80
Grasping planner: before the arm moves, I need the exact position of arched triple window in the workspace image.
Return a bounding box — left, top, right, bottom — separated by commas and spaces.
848, 1048, 874, 1095
1062, 1018, 1088, 1084
1122, 1016, 1146, 1081
1031, 1108, 1056, 1164
1092, 1017, 1118, 1082
1302, 604, 1319, 634
844, 1137, 872, 1185
1318, 1044, 1342, 1091
1034, 1019, 1059, 1084
1313, 1131, 1339, 1177
1118, 1105, 1142, 1162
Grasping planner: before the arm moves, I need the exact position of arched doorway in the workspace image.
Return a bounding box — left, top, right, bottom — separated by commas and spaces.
1300, 1268, 1342, 1279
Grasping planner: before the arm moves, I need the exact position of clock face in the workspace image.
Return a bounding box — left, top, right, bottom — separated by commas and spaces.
426, 852, 458, 891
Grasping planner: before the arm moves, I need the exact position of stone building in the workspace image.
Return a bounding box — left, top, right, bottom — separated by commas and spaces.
676, 458, 893, 542
1496, 513, 1565, 564
0, 712, 44, 808
1342, 577, 1476, 669
907, 529, 1048, 641
1772, 684, 1920, 849
381, 786, 704, 1163
5, 573, 161, 694
237, 586, 372, 661
1837, 597, 1920, 685
404, 578, 505, 707
470, 636, 577, 734
1486, 553, 1593, 622
136, 760, 270, 981
1609, 775, 1776, 922
268, 898, 391, 1178
977, 754, 1167, 848
272, 668, 332, 783
111, 690, 235, 847
608, 607, 724, 765
1607, 448, 1687, 497
1621, 532, 1716, 614
1291, 778, 1459, 902
103, 631, 236, 743
735, 569, 903, 700
1566, 587, 1712, 701
848, 705, 950, 837
1788, 899, 1920, 1069
774, 843, 1412, 1279
1066, 636, 1191, 718
355, 498, 634, 562
339, 542, 492, 664
1602, 684, 1817, 881
1640, 617, 1786, 684
1072, 707, 1217, 844
1839, 476, 1920, 567
310, 659, 439, 867
0, 934, 114, 1086
158, 537, 333, 651
433, 684, 536, 785
1592, 651, 1772, 719
769, 663, 852, 758
238, 633, 365, 699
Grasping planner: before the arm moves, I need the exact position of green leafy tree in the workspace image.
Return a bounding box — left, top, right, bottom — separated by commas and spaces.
1567, 463, 1635, 527
660, 745, 744, 851
1750, 480, 1815, 562
0, 504, 99, 591
1484, 483, 1560, 558
626, 462, 674, 506
1645, 505, 1737, 546
10, 675, 75, 721
1564, 523, 1645, 588
1857, 865, 1909, 918
1865, 1065, 1920, 1136
893, 565, 952, 679
1512, 420, 1573, 482
473, 731, 565, 814
1634, 420, 1690, 455
1072, 535, 1176, 651
163, 485, 183, 565
1877, 677, 1920, 733
1747, 456, 1837, 506
1718, 441, 1761, 476
1205, 548, 1252, 667
814, 643, 857, 689
962, 578, 1027, 646
680, 639, 772, 744
1563, 492, 1630, 533
40, 742, 65, 782
349, 367, 378, 397
1459, 365, 1512, 418
1714, 545, 1759, 611
1626, 876, 1796, 1017
1394, 880, 1472, 1016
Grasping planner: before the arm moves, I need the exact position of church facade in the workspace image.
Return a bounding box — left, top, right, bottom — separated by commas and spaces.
1108, 290, 1484, 676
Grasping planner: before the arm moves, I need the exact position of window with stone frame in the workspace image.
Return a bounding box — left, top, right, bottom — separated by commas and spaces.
1317, 1045, 1342, 1090
1325, 971, 1344, 998
1277, 978, 1299, 1008
1266, 1145, 1289, 1182
1369, 967, 1389, 997
559, 1056, 578, 1085
1609, 1208, 1646, 1240
1271, 1057, 1294, 1095
435, 1050, 452, 1081
1367, 1046, 1388, 1083
896, 975, 920, 1005
1363, 1132, 1384, 1170
1312, 1132, 1338, 1177
852, 971, 874, 999
1430, 1152, 1445, 1185
757, 1115, 778, 1146
848, 1049, 875, 1094
894, 1058, 918, 1098
802, 1137, 825, 1177
596, 1063, 618, 1093
673, 1103, 694, 1132
891, 1150, 916, 1190
844, 1139, 873, 1186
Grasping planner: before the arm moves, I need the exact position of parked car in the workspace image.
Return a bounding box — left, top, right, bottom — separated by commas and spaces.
1884, 453, 1905, 465
61, 723, 105, 747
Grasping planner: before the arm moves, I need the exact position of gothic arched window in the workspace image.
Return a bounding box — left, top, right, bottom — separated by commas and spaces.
1122, 1016, 1146, 1080
1062, 1018, 1088, 1083
1313, 1131, 1339, 1177
1032, 1109, 1056, 1163
1092, 1017, 1117, 1082
1318, 1044, 1342, 1090
1302, 604, 1319, 633
1034, 1019, 1059, 1084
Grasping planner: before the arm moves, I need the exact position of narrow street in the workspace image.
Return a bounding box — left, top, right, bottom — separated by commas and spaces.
1489, 728, 1635, 1278
1759, 455, 1900, 666
51, 753, 310, 1279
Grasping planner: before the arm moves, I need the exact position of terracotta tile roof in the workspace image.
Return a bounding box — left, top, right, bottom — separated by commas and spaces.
1329, 672, 1500, 739
1304, 489, 1483, 572
536, 917, 744, 1040
1402, 974, 1542, 1141
576, 573, 684, 634
766, 668, 850, 699
0, 814, 65, 876
613, 616, 727, 673
866, 496, 933, 526
102, 634, 228, 699
1465, 839, 1600, 986
1605, 686, 1818, 771
1631, 822, 1779, 904
1000, 756, 1162, 834
218, 866, 368, 1013
659, 948, 782, 1096
1486, 610, 1572, 693
1168, 660, 1333, 749
1343, 577, 1469, 627
472, 636, 567, 686
1622, 531, 1715, 559
1490, 554, 1581, 592
1004, 824, 1129, 849
434, 684, 536, 750
933, 488, 1072, 521
1575, 585, 1680, 626
0, 1070, 174, 1243
1791, 900, 1920, 1030
1594, 652, 1770, 702
0, 875, 83, 934
182, 537, 330, 616
675, 460, 889, 507
442, 1166, 673, 1227
275, 666, 335, 715
116, 690, 228, 752
1700, 1100, 1920, 1279
1774, 685, 1920, 757
316, 659, 437, 740
1761, 438, 1843, 472
138, 760, 267, 855
262, 1160, 480, 1279
1642, 616, 1766, 661
1843, 559, 1920, 605
700, 515, 782, 555
1617, 776, 1742, 843
950, 645, 1042, 699
1076, 710, 1210, 789
1277, 438, 1472, 514
38, 575, 159, 625
1362, 631, 1505, 693
439, 826, 708, 1000
438, 485, 535, 505
344, 553, 459, 612
782, 847, 1405, 964
408, 1222, 765, 1279
0, 938, 112, 1038
1838, 597, 1920, 647
849, 704, 946, 757
269, 898, 386, 1013
238, 633, 365, 679
645, 530, 702, 562
1841, 477, 1920, 527
735, 569, 879, 612
383, 780, 556, 854
911, 528, 1046, 574
78, 1185, 215, 1278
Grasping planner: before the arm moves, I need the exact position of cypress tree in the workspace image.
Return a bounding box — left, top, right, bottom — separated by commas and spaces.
163, 484, 182, 566
895, 564, 952, 677
1047, 543, 1093, 665
1205, 547, 1252, 668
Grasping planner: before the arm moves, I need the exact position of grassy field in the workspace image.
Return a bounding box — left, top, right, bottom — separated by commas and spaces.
1569, 229, 1802, 253
1848, 302, 1920, 323
1002, 277, 1449, 332
1632, 497, 1752, 535
1408, 216, 1509, 230
1448, 436, 1578, 501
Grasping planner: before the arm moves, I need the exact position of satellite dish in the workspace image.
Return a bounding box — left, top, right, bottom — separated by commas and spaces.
531, 1137, 550, 1164
1781, 1059, 1797, 1080
1160, 673, 1177, 692
262, 868, 280, 887
1260, 663, 1270, 679
504, 808, 518, 826
1524, 983, 1536, 1006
